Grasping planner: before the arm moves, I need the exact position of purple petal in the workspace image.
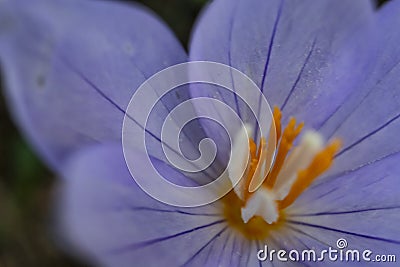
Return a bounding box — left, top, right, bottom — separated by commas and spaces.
186, 228, 233, 266
319, 0, 400, 175
59, 143, 233, 267
0, 0, 187, 170
283, 222, 399, 266
189, 0, 374, 133
270, 228, 362, 266
285, 152, 400, 257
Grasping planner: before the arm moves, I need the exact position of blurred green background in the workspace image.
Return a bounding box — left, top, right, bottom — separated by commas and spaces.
0, 0, 389, 266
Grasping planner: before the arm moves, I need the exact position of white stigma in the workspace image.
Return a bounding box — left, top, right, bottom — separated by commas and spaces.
241, 187, 278, 224
229, 124, 326, 224
228, 124, 252, 201
274, 130, 324, 200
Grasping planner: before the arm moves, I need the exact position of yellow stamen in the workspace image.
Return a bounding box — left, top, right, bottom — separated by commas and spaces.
243, 137, 266, 202
249, 138, 257, 159
265, 117, 304, 188
278, 139, 342, 209
223, 106, 342, 240
273, 106, 282, 143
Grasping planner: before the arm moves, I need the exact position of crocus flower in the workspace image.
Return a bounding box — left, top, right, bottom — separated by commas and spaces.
1, 0, 400, 266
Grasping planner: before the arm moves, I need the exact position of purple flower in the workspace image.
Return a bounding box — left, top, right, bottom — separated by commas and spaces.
1, 0, 400, 266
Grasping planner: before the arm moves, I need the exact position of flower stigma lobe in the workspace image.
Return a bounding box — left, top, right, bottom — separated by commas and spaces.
224, 106, 341, 240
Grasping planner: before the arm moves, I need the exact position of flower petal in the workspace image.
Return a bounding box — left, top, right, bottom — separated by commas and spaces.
319, 0, 400, 175
283, 221, 399, 266
285, 152, 400, 257
189, 0, 374, 132
0, 0, 187, 170
59, 142, 229, 267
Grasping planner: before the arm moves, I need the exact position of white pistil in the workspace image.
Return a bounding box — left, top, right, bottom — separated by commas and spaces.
274, 131, 323, 200
231, 125, 327, 224
241, 187, 278, 224
228, 124, 252, 201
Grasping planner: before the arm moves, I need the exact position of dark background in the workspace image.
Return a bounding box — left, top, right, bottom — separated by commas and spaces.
0, 0, 389, 266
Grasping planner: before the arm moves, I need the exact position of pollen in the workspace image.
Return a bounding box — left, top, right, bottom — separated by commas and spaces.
223, 106, 342, 240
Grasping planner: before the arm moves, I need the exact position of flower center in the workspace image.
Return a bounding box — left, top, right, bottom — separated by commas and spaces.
223, 107, 341, 240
